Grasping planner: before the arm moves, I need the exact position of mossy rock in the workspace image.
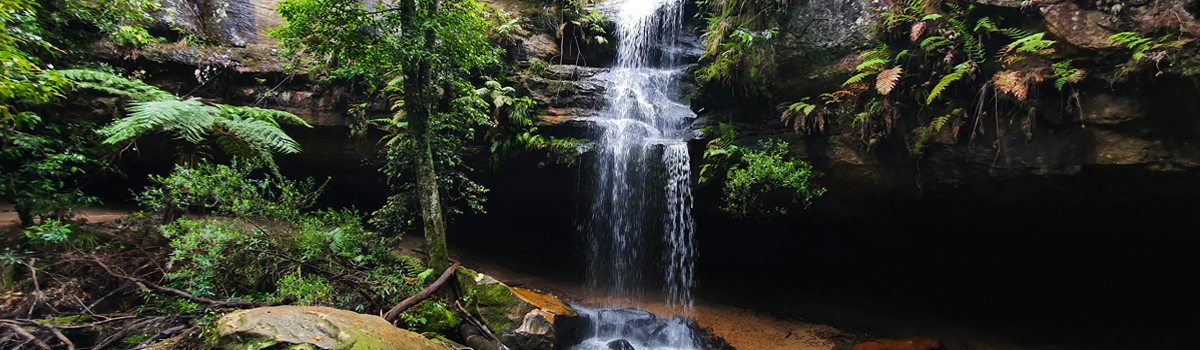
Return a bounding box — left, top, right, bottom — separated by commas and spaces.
455, 267, 581, 350
213, 306, 453, 350
406, 301, 462, 334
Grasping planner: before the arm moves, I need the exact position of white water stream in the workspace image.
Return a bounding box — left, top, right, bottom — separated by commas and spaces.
584, 0, 695, 309
577, 1, 699, 348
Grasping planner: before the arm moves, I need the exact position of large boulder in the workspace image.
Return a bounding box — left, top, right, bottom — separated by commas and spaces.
456, 267, 586, 350
213, 306, 455, 350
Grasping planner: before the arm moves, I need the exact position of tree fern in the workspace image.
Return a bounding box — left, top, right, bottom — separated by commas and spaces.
99, 98, 220, 144
927, 62, 973, 104
70, 68, 310, 165
219, 114, 303, 155
219, 105, 312, 129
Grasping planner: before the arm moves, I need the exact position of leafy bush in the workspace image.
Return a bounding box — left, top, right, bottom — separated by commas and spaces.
136, 159, 327, 222
24, 219, 73, 245
277, 270, 335, 306
163, 212, 426, 308
1, 121, 113, 225
720, 139, 825, 218
162, 219, 275, 298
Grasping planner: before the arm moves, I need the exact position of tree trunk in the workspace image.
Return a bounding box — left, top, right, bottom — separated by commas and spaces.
404, 0, 450, 277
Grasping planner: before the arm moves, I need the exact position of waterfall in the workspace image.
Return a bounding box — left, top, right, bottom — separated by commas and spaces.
584, 0, 696, 309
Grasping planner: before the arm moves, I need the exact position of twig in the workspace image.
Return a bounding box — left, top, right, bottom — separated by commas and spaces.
93, 317, 158, 350
245, 248, 385, 310
86, 285, 127, 312
382, 259, 461, 322
3, 323, 51, 350
50, 315, 140, 329
43, 324, 74, 350
89, 257, 276, 309
132, 324, 188, 350
452, 301, 499, 342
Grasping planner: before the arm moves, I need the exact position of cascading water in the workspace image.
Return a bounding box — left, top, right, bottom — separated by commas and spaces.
583, 0, 696, 311
573, 1, 701, 348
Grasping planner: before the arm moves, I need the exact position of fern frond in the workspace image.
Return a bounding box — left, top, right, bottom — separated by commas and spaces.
926, 63, 973, 104
843, 71, 877, 86
58, 69, 177, 102
220, 105, 312, 128
1002, 32, 1054, 54
996, 28, 1032, 40
100, 98, 220, 144
218, 114, 304, 155
1055, 69, 1085, 90
948, 17, 986, 61
992, 70, 1027, 101
911, 22, 927, 42
857, 59, 889, 72
974, 17, 998, 33
920, 36, 951, 50
930, 116, 950, 132
877, 66, 903, 95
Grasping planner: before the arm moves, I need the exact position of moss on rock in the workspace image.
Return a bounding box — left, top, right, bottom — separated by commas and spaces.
407, 300, 462, 334
213, 306, 451, 350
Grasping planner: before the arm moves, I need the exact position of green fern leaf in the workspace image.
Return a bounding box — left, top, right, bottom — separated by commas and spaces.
843, 71, 877, 86
100, 98, 220, 144
220, 105, 312, 128
58, 69, 177, 102
920, 36, 951, 50
857, 59, 889, 72
926, 63, 973, 104
930, 116, 950, 132
218, 114, 303, 155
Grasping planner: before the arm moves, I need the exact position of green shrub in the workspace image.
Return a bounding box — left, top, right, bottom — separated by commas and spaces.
137, 159, 327, 222
277, 270, 334, 306
721, 139, 825, 218
162, 211, 426, 309
162, 219, 276, 298
24, 219, 73, 245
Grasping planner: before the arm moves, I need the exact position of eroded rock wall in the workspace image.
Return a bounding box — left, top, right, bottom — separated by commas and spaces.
694, 0, 1200, 213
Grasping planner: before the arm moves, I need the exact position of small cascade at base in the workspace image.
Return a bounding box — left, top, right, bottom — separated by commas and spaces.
567, 307, 701, 350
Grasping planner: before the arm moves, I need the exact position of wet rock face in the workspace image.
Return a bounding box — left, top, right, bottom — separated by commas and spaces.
607, 339, 636, 350
773, 0, 874, 98
153, 0, 285, 47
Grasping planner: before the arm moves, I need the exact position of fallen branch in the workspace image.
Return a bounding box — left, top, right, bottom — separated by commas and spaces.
89, 257, 277, 309
93, 317, 159, 350
453, 301, 499, 342
246, 248, 385, 311
3, 323, 51, 350
383, 259, 461, 322
43, 325, 74, 350
132, 324, 188, 350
